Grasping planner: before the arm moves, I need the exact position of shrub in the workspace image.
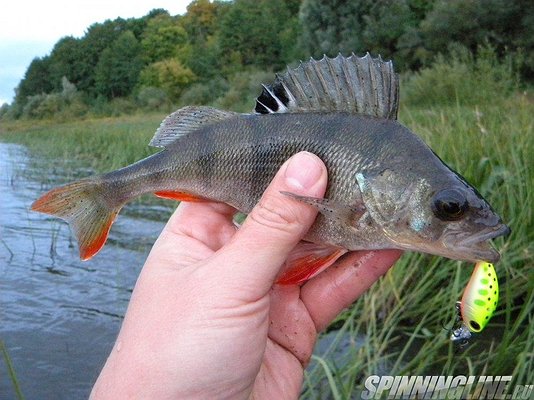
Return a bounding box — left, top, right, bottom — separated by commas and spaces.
178, 78, 229, 106
137, 86, 169, 111
139, 59, 196, 102
402, 45, 519, 107
213, 69, 274, 112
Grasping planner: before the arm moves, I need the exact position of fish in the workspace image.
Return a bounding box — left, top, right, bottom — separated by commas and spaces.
450, 261, 499, 344
32, 53, 510, 284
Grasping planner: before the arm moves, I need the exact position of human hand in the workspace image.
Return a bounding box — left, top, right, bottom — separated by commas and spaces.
90, 152, 402, 399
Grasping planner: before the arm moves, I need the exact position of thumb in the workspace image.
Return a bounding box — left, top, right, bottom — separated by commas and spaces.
211, 151, 327, 295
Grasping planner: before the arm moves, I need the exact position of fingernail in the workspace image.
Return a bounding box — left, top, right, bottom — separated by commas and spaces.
284, 152, 323, 190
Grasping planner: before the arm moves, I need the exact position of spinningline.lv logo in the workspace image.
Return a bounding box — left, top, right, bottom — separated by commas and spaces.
360, 375, 533, 399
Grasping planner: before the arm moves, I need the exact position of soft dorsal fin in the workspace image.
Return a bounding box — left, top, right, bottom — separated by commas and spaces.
150, 106, 238, 148
255, 53, 399, 120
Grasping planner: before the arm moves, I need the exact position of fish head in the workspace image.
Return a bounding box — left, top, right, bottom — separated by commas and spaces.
356, 169, 510, 263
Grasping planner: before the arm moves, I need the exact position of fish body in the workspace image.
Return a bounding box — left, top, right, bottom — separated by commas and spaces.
32, 54, 510, 283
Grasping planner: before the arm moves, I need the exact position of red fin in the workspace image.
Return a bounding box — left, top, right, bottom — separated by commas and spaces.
154, 190, 208, 202
79, 213, 117, 260
32, 179, 122, 260
276, 243, 347, 285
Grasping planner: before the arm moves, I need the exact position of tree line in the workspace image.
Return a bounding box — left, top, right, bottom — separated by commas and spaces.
3, 0, 533, 119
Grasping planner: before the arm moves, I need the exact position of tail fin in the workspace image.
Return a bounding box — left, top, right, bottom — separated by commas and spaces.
31, 179, 122, 260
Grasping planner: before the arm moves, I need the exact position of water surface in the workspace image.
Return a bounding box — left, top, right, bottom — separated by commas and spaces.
0, 143, 170, 399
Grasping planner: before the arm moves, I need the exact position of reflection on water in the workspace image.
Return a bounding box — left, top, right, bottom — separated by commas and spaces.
0, 143, 171, 399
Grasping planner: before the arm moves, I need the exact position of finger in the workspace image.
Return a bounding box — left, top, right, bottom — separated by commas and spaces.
166, 201, 237, 251
267, 285, 317, 366
300, 250, 403, 332
210, 152, 327, 295
147, 202, 238, 268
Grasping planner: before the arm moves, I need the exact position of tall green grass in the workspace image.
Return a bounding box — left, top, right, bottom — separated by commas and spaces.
1, 51, 532, 398
302, 56, 533, 397
0, 114, 162, 173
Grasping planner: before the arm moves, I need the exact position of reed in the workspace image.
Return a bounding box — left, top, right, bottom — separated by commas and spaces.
1, 55, 532, 398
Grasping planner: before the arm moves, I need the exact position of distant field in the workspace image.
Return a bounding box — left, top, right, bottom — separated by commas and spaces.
1, 93, 533, 397
0, 113, 164, 172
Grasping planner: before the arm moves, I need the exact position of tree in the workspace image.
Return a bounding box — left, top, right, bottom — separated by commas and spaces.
141, 13, 188, 64
139, 59, 196, 101
48, 36, 86, 92
181, 0, 220, 43
218, 0, 298, 70
298, 0, 373, 58
179, 0, 230, 79
95, 31, 143, 98
15, 57, 53, 106
418, 0, 530, 63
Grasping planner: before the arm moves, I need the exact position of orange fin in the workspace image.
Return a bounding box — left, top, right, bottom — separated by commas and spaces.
32, 179, 122, 260
276, 242, 347, 285
154, 190, 208, 202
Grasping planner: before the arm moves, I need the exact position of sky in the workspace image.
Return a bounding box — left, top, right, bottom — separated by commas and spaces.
0, 0, 191, 105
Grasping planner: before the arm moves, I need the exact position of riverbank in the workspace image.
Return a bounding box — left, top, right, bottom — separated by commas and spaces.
1, 93, 533, 397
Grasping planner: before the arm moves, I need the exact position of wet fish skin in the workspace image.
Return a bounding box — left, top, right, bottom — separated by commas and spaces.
31, 54, 509, 281
134, 112, 508, 262
33, 111, 507, 264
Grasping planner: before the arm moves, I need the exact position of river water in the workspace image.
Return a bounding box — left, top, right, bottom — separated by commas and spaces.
0, 143, 170, 399
0, 142, 410, 399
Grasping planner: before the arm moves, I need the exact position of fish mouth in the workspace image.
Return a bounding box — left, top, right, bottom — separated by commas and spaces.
452, 224, 511, 263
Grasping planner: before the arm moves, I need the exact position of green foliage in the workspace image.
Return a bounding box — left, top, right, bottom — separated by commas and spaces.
95, 31, 143, 99
2, 64, 532, 397
136, 87, 170, 111
18, 77, 88, 120
299, 0, 371, 58
139, 59, 196, 101
403, 45, 518, 107
181, 0, 221, 42
14, 57, 54, 109
213, 69, 274, 112
218, 0, 299, 70
48, 36, 86, 92
179, 78, 229, 106
6, 0, 534, 120
361, 0, 423, 70
141, 13, 188, 63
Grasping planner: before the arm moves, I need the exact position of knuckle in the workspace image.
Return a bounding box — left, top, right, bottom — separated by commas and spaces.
249, 193, 302, 234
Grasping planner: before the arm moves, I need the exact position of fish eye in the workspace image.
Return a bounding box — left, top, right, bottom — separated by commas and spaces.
432, 189, 469, 221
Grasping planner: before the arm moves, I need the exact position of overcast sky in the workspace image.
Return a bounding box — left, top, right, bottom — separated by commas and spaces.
0, 0, 191, 105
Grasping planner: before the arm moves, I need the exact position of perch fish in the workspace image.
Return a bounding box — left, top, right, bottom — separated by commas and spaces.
32, 53, 510, 284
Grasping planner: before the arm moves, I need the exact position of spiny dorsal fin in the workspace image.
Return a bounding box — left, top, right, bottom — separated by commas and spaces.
150, 106, 238, 148
255, 53, 399, 120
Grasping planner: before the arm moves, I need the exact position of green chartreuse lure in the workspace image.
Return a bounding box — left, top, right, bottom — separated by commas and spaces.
451, 261, 499, 344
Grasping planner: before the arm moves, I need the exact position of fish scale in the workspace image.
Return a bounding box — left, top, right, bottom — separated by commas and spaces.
32, 54, 509, 284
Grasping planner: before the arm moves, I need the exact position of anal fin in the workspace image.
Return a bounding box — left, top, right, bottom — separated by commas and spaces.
154, 191, 208, 202
276, 242, 347, 285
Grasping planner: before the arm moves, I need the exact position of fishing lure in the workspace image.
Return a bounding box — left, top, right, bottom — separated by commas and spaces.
450, 261, 499, 345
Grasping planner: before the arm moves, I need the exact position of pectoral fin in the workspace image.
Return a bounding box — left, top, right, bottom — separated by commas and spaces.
280, 191, 366, 224
276, 242, 347, 285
